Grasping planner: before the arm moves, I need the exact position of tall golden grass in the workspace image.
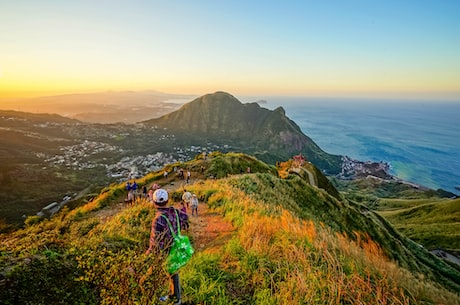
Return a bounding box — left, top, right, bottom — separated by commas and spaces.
188, 178, 460, 305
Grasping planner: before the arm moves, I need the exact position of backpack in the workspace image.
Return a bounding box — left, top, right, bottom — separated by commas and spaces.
161, 210, 194, 274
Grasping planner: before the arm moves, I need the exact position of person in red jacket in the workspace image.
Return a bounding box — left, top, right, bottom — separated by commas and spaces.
146, 188, 188, 305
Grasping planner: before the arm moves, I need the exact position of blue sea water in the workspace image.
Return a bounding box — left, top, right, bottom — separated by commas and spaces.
254, 97, 460, 195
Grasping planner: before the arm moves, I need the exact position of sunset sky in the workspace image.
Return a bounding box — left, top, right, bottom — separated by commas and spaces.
1, 0, 459, 100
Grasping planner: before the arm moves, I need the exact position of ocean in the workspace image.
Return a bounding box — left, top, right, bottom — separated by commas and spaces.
253, 97, 460, 195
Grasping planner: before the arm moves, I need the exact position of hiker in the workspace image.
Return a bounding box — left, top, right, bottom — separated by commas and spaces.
182, 189, 192, 208
132, 181, 138, 200
125, 181, 133, 204
148, 189, 154, 203
142, 185, 147, 198
146, 189, 189, 305
125, 190, 134, 205
186, 170, 191, 184
191, 194, 198, 216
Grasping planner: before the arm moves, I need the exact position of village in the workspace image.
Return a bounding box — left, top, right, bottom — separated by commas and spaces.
38, 137, 231, 181
339, 155, 393, 180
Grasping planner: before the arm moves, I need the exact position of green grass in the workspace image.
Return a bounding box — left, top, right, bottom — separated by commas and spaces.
379, 198, 460, 250
1, 153, 460, 305
375, 197, 443, 211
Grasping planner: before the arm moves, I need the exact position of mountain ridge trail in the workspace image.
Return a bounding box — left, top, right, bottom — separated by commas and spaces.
96, 170, 236, 253
162, 173, 236, 253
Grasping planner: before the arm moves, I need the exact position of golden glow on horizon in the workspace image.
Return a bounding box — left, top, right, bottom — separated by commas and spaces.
2, 71, 460, 100
1, 1, 459, 101
2, 54, 459, 100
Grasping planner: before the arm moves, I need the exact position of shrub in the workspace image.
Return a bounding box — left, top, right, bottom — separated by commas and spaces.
24, 215, 45, 227
0, 253, 97, 305
76, 248, 167, 305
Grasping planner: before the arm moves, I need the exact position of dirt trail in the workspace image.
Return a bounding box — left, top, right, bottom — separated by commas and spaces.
97, 171, 236, 253
179, 203, 236, 253
163, 175, 236, 253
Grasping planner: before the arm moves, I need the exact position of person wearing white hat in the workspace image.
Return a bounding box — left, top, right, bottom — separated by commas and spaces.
146, 188, 188, 305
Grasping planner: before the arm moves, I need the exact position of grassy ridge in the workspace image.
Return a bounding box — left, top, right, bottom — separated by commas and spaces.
333, 176, 460, 253
1, 153, 459, 304
378, 198, 460, 251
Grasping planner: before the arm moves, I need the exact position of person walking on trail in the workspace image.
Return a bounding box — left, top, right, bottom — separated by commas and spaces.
182, 189, 192, 208
146, 188, 188, 305
125, 189, 134, 205
131, 181, 138, 200
191, 194, 198, 216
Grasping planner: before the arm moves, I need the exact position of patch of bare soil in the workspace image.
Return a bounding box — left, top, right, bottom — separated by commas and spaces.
183, 203, 236, 253
164, 172, 237, 252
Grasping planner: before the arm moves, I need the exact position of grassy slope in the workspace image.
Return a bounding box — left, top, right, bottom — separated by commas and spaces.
378, 198, 460, 251
1, 153, 459, 304
333, 177, 460, 252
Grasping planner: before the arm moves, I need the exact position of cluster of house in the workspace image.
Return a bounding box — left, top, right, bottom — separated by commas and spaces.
42, 140, 123, 169
109, 143, 231, 180
107, 152, 180, 179
339, 156, 392, 180
38, 137, 231, 181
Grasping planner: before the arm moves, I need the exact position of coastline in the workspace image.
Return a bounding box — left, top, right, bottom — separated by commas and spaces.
267, 99, 460, 195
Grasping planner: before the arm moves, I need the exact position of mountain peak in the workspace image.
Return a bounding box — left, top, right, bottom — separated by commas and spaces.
143, 92, 341, 172
274, 106, 286, 115
188, 91, 242, 107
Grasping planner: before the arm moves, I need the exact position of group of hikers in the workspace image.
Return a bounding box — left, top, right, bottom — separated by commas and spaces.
124, 180, 199, 215
162, 167, 193, 184
174, 167, 192, 184
125, 180, 156, 204
181, 189, 199, 216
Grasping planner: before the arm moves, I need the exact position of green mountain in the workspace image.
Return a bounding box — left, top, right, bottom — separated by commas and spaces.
1, 153, 459, 304
143, 91, 342, 174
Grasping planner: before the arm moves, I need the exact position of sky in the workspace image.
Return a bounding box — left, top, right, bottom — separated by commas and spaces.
1, 0, 460, 100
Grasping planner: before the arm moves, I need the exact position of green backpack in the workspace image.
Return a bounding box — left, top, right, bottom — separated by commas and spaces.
161, 210, 194, 274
